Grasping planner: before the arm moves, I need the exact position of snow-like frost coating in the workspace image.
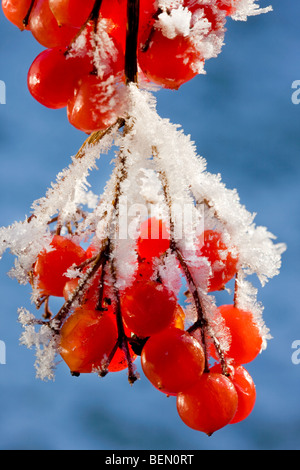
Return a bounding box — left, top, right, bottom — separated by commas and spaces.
0, 84, 285, 379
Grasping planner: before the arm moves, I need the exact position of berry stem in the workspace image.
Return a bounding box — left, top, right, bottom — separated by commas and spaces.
140, 7, 163, 53
172, 244, 210, 373
50, 239, 111, 331
113, 272, 138, 384
152, 146, 230, 376
89, 0, 103, 22
125, 0, 140, 85
108, 138, 139, 384
64, 0, 103, 57
75, 117, 125, 159
23, 0, 36, 28
43, 296, 52, 320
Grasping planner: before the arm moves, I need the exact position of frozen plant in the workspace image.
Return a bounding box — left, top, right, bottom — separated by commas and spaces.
0, 0, 286, 435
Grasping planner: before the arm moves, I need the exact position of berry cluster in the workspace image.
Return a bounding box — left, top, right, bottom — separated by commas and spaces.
30, 214, 261, 435
2, 0, 280, 439
2, 0, 239, 133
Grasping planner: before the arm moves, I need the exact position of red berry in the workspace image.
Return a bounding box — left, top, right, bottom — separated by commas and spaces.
27, 47, 93, 109
108, 323, 137, 373
28, 0, 79, 48
139, 29, 202, 89
177, 372, 238, 435
59, 308, 118, 374
108, 344, 137, 373
134, 259, 156, 283
137, 217, 170, 262
33, 235, 87, 297
141, 327, 205, 395
229, 365, 256, 424
211, 363, 256, 424
49, 0, 95, 27
121, 280, 177, 338
85, 242, 99, 260
67, 73, 122, 134
2, 0, 33, 30
196, 230, 239, 292
100, 0, 127, 50
67, 35, 125, 133
213, 304, 263, 365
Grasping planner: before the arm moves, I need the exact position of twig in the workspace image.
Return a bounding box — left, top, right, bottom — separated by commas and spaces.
152, 146, 229, 376
64, 0, 103, 56
125, 0, 140, 85
75, 117, 125, 159
49, 239, 110, 331
23, 0, 36, 28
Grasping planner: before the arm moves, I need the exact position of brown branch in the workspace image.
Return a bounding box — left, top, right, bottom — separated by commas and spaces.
125, 0, 140, 85
97, 125, 138, 384
140, 7, 163, 53
75, 117, 125, 159
49, 239, 110, 331
23, 0, 36, 28
152, 146, 229, 376
64, 0, 103, 56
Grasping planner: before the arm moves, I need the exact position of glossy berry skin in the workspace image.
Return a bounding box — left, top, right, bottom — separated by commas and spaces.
33, 235, 87, 297
27, 47, 93, 109
100, 0, 127, 50
197, 230, 239, 292
171, 304, 185, 330
59, 308, 117, 374
108, 323, 137, 373
49, 0, 95, 27
121, 280, 177, 338
177, 372, 238, 435
139, 29, 202, 90
2, 0, 33, 30
229, 365, 256, 424
137, 217, 170, 262
211, 363, 256, 424
216, 304, 263, 365
141, 327, 205, 395
67, 74, 123, 134
28, 0, 79, 48
108, 345, 137, 373
67, 35, 125, 133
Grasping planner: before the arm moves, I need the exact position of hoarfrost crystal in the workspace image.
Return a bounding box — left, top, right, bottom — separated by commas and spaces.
0, 84, 285, 380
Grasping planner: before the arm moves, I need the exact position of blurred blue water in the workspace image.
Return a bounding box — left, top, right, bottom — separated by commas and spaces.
0, 1, 299, 450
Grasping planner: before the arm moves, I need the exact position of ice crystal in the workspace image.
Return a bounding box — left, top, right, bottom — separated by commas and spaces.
232, 0, 273, 21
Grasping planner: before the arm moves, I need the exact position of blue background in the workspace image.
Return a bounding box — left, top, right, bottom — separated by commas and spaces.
0, 0, 299, 450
